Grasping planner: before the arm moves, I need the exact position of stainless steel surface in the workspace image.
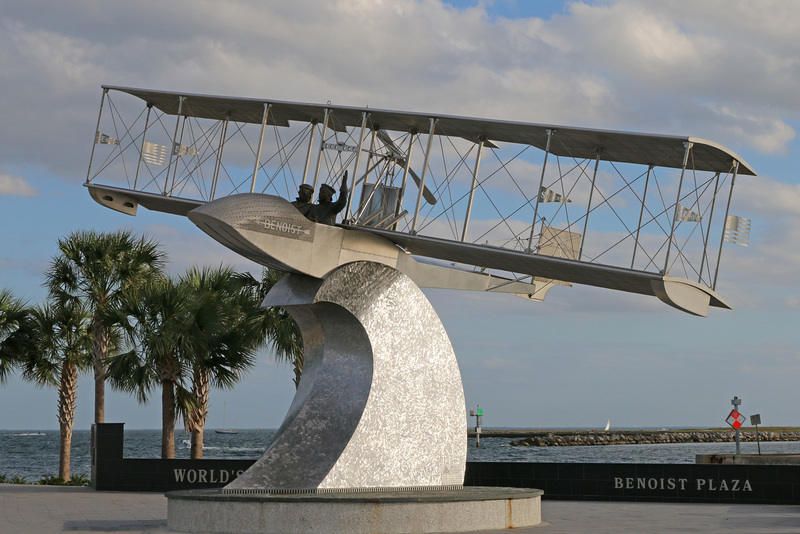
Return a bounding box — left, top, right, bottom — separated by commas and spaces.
412, 118, 438, 234
185, 192, 553, 299
664, 142, 694, 272
578, 150, 602, 261
86, 183, 203, 216
344, 111, 369, 220
528, 128, 553, 252
251, 103, 270, 193
186, 193, 399, 277
353, 225, 731, 314
225, 261, 466, 492
101, 85, 756, 176
714, 162, 741, 289
311, 109, 330, 199
87, 86, 750, 316
461, 138, 484, 242
87, 186, 727, 315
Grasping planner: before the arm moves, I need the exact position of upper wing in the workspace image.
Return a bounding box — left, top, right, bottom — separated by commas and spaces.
104, 85, 755, 175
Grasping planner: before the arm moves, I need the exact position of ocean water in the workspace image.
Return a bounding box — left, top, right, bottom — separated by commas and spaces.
2, 429, 800, 481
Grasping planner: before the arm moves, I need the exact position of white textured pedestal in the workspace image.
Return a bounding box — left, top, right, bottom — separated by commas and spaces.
167, 487, 543, 534
227, 262, 466, 493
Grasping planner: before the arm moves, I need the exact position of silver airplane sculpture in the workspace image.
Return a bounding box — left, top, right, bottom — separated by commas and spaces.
86, 86, 755, 316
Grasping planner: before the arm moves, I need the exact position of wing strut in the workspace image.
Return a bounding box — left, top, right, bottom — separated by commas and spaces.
411, 118, 438, 234
527, 129, 555, 252
311, 109, 330, 200
251, 103, 271, 193
461, 138, 485, 242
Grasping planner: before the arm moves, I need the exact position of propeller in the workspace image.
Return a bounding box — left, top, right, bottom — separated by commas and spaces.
375, 130, 437, 205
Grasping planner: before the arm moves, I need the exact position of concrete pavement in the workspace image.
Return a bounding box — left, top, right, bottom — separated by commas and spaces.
2, 484, 799, 533
0, 485, 167, 533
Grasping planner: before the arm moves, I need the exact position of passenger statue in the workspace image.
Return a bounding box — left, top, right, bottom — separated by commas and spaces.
291, 184, 314, 216
307, 171, 349, 225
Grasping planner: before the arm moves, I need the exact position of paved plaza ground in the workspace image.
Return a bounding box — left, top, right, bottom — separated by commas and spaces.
2, 484, 799, 533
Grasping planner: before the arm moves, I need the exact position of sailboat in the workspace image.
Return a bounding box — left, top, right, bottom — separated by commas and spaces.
215, 403, 237, 435
604, 419, 611, 431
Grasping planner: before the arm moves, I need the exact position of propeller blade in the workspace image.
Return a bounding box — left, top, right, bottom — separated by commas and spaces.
376, 130, 403, 156
409, 168, 437, 205
376, 130, 437, 206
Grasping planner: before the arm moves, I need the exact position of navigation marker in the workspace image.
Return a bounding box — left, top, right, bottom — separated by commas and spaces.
726, 409, 746, 429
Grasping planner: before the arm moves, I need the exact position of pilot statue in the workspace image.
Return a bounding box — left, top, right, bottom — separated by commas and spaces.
307, 171, 348, 225
291, 184, 314, 216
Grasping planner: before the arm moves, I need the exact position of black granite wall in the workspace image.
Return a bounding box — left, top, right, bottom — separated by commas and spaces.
91, 423, 256, 492
464, 462, 800, 504
92, 424, 800, 502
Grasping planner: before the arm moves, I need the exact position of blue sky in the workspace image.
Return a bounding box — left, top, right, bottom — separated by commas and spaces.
2, 0, 800, 431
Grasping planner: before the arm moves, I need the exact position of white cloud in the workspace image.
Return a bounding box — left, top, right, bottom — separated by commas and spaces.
702, 104, 796, 156
4, 0, 800, 181
5, 0, 800, 429
0, 173, 37, 196
736, 175, 800, 218
565, 1, 716, 73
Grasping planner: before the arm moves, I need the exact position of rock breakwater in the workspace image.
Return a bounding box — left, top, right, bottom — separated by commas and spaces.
508, 430, 800, 447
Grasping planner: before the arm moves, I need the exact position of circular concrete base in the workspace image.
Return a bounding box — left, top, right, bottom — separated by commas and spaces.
167, 487, 543, 534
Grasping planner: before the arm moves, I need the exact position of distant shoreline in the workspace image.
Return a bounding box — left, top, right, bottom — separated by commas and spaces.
469, 427, 800, 437
466, 428, 800, 447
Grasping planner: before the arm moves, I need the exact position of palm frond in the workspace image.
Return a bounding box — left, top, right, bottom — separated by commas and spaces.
0, 288, 34, 383
105, 349, 156, 404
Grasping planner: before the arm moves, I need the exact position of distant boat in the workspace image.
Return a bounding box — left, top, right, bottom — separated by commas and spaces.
215, 402, 237, 435
604, 420, 611, 431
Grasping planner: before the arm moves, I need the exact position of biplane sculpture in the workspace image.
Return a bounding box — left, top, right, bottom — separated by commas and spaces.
86, 86, 753, 495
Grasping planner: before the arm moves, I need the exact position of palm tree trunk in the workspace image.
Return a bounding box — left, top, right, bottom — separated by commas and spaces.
58, 362, 78, 481
191, 427, 204, 459
190, 367, 210, 459
59, 421, 73, 481
293, 353, 304, 389
92, 322, 108, 424
161, 380, 176, 459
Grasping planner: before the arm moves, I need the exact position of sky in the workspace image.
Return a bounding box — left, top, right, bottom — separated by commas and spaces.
2, 0, 800, 432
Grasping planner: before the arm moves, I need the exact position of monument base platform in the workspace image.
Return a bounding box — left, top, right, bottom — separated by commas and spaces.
167, 486, 543, 533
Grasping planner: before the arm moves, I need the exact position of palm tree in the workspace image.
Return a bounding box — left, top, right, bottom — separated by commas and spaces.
106, 275, 193, 459
257, 268, 304, 388
0, 288, 33, 383
20, 300, 92, 480
46, 230, 165, 424
180, 267, 263, 458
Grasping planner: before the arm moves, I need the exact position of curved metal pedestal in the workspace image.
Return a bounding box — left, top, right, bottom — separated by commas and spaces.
229, 261, 466, 492
167, 487, 543, 534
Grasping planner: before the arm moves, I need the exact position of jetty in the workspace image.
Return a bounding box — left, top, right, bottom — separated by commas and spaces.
465, 428, 800, 447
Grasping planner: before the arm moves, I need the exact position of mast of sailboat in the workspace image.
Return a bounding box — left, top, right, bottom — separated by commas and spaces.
216, 402, 237, 435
